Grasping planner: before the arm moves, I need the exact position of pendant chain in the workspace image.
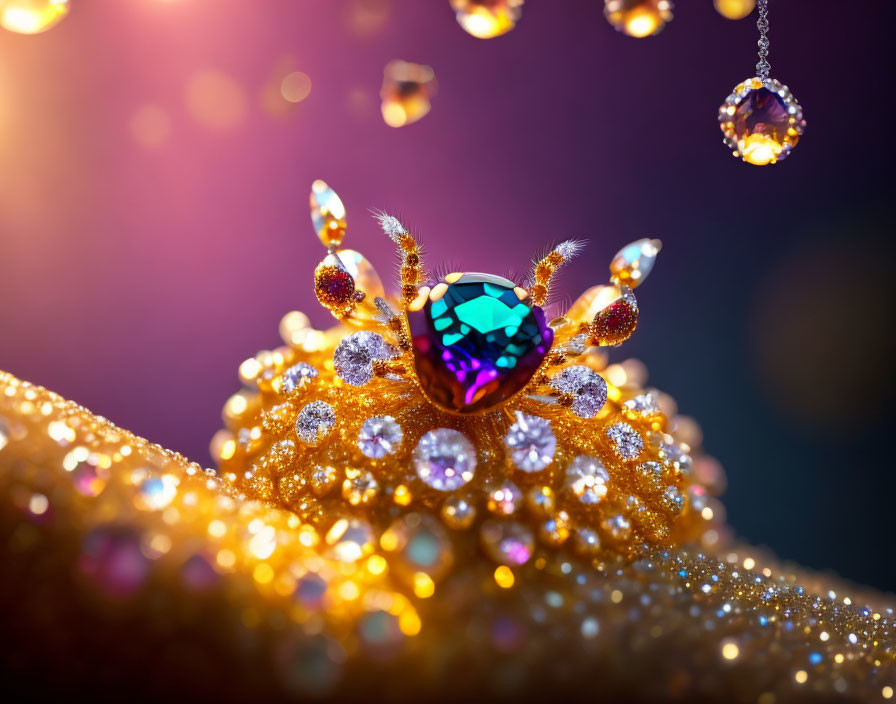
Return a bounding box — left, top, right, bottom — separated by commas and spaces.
756, 0, 771, 79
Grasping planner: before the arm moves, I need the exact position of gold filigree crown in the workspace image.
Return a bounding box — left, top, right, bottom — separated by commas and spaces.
214, 180, 723, 569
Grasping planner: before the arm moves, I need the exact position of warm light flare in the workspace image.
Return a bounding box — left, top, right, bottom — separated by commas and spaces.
450, 0, 523, 39
713, 0, 755, 20
604, 0, 672, 38
0, 0, 69, 34
738, 133, 782, 166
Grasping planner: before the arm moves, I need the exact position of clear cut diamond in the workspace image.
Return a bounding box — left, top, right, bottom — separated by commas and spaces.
333, 331, 396, 386
280, 362, 318, 394
504, 412, 556, 472
550, 366, 608, 419
606, 422, 643, 459
413, 428, 477, 491
357, 416, 403, 459
295, 401, 336, 446
565, 456, 610, 504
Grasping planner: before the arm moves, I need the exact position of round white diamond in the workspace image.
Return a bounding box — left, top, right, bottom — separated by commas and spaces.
413, 428, 477, 492
624, 391, 661, 416
280, 362, 318, 394
505, 412, 556, 472
606, 422, 643, 459
295, 401, 336, 446
357, 416, 403, 459
664, 485, 684, 514
648, 431, 693, 475
550, 366, 608, 419
333, 331, 395, 386
565, 456, 610, 504
601, 514, 632, 540
636, 461, 665, 492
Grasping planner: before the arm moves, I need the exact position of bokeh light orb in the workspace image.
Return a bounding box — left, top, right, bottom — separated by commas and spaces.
281, 71, 312, 104
0, 0, 68, 34
713, 0, 755, 21
604, 0, 672, 38
450, 0, 523, 39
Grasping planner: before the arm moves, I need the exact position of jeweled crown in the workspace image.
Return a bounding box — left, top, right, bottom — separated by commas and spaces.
213, 181, 721, 571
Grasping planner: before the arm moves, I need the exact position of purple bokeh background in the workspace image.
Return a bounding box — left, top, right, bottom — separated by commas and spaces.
2, 1, 894, 588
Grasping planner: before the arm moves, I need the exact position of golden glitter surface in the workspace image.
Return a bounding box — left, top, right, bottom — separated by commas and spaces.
0, 185, 893, 700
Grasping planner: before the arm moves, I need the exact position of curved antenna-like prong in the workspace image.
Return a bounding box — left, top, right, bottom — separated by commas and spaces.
528, 239, 585, 307
373, 210, 424, 306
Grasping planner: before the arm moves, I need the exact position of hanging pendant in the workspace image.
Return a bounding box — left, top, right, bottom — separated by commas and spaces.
718, 0, 805, 165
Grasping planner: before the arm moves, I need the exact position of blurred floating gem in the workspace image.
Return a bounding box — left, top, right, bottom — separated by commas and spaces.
380, 60, 437, 128
604, 0, 673, 38
310, 180, 347, 248
610, 238, 661, 288
185, 69, 248, 131
720, 81, 805, 166
0, 0, 69, 34
281, 71, 312, 103
129, 104, 171, 151
480, 519, 534, 566
450, 0, 523, 39
336, 249, 385, 300
713, 0, 755, 20
0, 415, 9, 451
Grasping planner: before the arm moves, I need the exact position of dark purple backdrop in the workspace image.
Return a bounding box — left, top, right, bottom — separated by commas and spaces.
2, 1, 894, 589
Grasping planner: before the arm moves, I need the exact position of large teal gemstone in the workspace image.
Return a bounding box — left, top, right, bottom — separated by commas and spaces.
408, 273, 553, 413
